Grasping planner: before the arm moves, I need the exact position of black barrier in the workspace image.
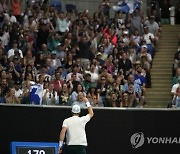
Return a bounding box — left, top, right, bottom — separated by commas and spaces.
0, 104, 180, 154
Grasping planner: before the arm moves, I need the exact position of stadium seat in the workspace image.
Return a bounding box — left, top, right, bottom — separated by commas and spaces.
50, 0, 62, 13
66, 4, 76, 13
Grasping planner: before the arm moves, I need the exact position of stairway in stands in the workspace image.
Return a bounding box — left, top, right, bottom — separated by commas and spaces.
146, 25, 180, 108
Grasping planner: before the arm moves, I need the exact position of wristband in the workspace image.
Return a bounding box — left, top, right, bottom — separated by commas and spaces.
86, 102, 91, 107
59, 141, 63, 149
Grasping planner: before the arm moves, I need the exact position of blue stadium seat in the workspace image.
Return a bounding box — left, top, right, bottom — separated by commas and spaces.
50, 0, 62, 13
66, 4, 76, 13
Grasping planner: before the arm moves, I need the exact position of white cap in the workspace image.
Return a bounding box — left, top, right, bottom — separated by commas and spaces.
72, 105, 81, 113
142, 45, 147, 48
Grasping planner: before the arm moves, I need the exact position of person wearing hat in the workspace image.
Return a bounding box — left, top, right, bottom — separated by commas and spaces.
51, 50, 62, 68
58, 97, 94, 154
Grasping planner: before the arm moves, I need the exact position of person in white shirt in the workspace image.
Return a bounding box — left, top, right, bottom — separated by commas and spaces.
42, 82, 58, 105
171, 76, 180, 108
58, 97, 94, 154
4, 10, 17, 25
7, 41, 23, 59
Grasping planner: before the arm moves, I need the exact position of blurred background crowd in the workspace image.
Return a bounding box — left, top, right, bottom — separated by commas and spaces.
0, 0, 179, 108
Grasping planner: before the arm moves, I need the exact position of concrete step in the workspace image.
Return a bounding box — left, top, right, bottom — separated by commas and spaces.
152, 61, 173, 65
157, 45, 178, 48
155, 52, 175, 55
151, 71, 172, 75
151, 76, 172, 80
153, 57, 174, 61
146, 97, 172, 102
152, 65, 172, 69
153, 54, 174, 57
151, 80, 172, 84
146, 88, 171, 92
158, 42, 178, 46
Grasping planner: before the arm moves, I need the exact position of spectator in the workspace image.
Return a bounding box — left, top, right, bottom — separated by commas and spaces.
42, 82, 58, 105
81, 73, 92, 93
72, 92, 87, 108
76, 26, 92, 71
85, 64, 99, 85
59, 82, 73, 106
118, 52, 133, 80
172, 67, 180, 85
7, 40, 23, 59
120, 92, 130, 107
171, 76, 180, 108
106, 92, 120, 107
69, 83, 86, 105
51, 51, 62, 69
66, 64, 83, 82
142, 26, 155, 56
0, 86, 6, 103
52, 71, 63, 94
5, 87, 21, 104
14, 80, 23, 99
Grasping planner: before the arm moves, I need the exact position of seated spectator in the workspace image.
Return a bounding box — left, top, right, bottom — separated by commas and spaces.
142, 26, 155, 56
173, 46, 180, 76
66, 64, 83, 82
81, 73, 92, 93
22, 64, 36, 82
35, 53, 46, 71
54, 43, 66, 66
144, 16, 160, 46
104, 54, 115, 75
64, 52, 74, 72
14, 80, 23, 100
37, 44, 51, 59
85, 64, 99, 85
37, 65, 51, 82
72, 92, 88, 108
172, 67, 180, 85
123, 74, 144, 107
120, 92, 130, 107
7, 40, 23, 59
0, 86, 6, 103
42, 82, 58, 105
124, 82, 139, 107
127, 46, 137, 65
130, 28, 142, 51
171, 76, 180, 108
106, 92, 120, 107
133, 66, 146, 105
7, 60, 22, 82
52, 71, 63, 94
97, 75, 109, 106
51, 51, 62, 69
99, 66, 114, 84
90, 94, 103, 107
118, 52, 133, 80
69, 83, 86, 105
5, 87, 21, 104
59, 83, 73, 106
22, 49, 35, 67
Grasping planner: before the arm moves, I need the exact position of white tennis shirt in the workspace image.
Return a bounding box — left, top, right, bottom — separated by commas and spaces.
62, 114, 90, 146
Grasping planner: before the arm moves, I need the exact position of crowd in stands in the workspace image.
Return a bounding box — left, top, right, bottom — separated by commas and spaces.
0, 0, 161, 108
171, 33, 180, 108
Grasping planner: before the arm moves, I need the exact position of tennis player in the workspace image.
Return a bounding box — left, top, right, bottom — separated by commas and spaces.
58, 97, 94, 154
